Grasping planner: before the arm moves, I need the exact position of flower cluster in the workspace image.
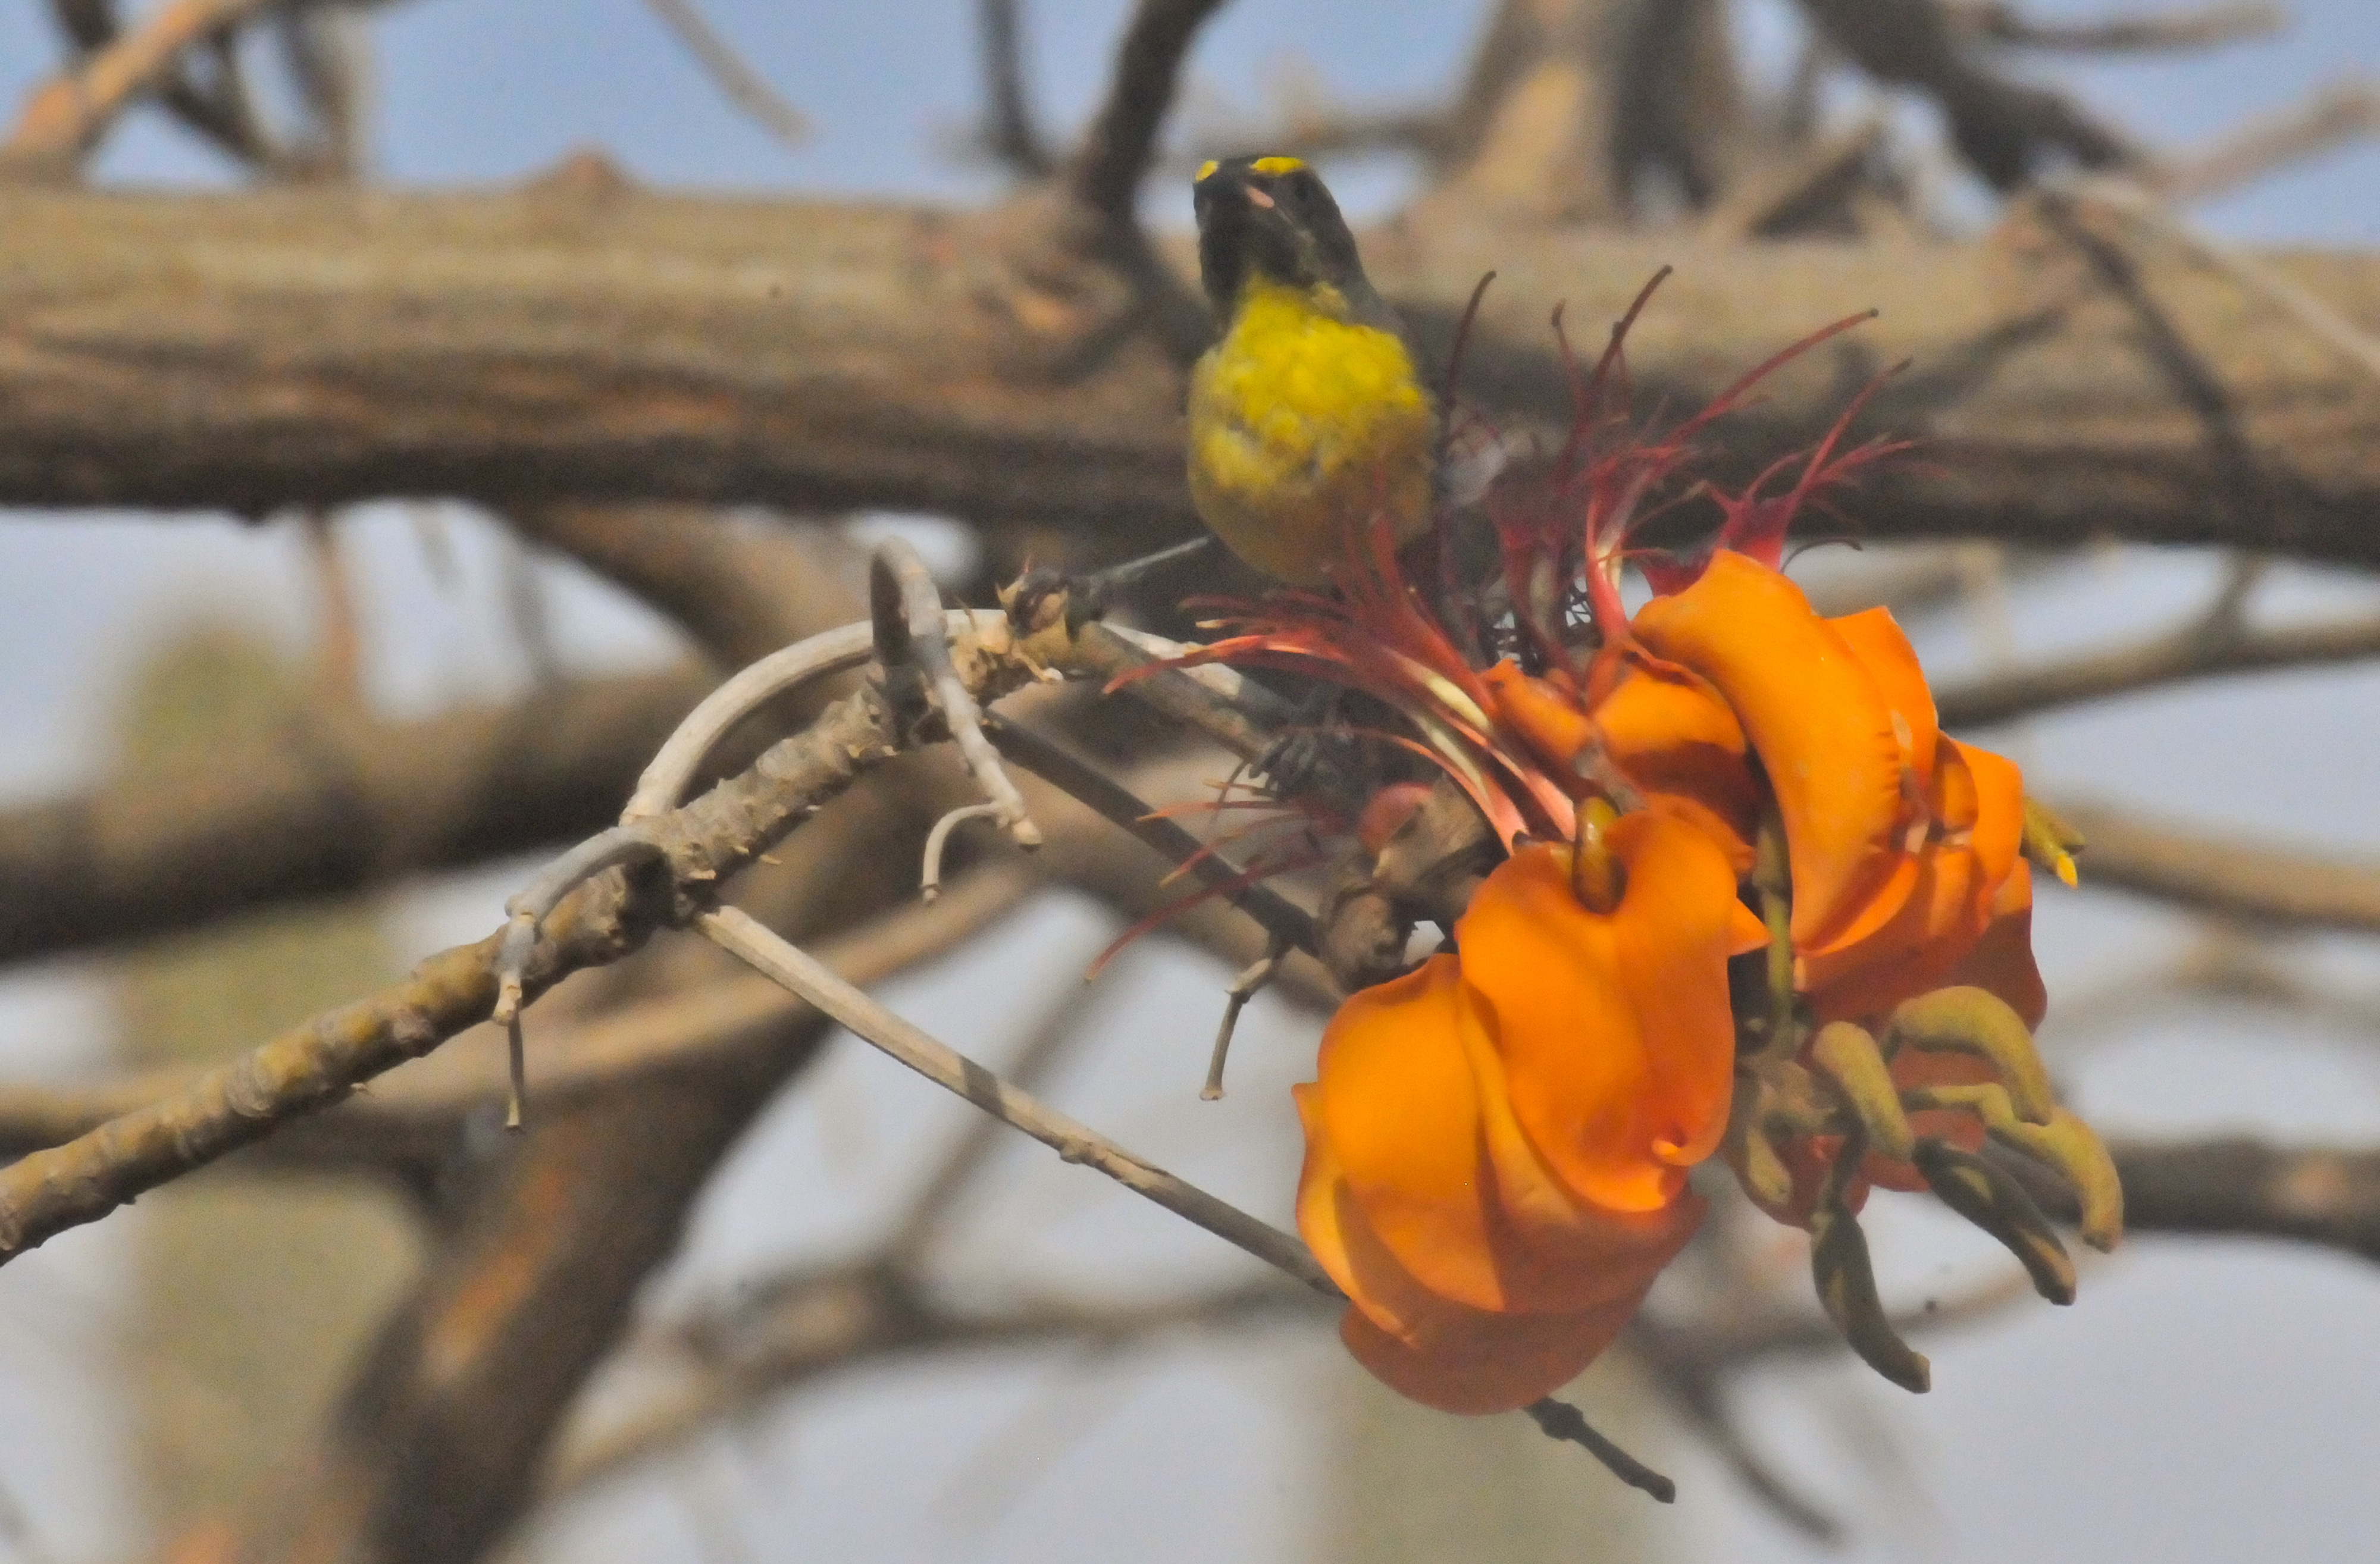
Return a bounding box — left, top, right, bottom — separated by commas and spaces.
1158, 280, 2118, 1413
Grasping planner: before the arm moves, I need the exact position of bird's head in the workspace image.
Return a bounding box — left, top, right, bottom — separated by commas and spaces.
1192, 155, 1374, 319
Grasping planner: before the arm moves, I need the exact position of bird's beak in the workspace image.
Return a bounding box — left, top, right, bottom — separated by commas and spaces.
1244, 186, 1276, 210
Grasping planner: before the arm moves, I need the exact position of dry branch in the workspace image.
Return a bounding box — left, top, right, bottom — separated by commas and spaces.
552, 1267, 1322, 1494
2098, 1140, 2380, 1261
1935, 603, 2380, 728
637, 0, 810, 148
2153, 80, 2380, 206
1, 0, 289, 177
1795, 0, 2140, 187
1066, 0, 1229, 230
0, 667, 707, 966
0, 669, 930, 1261
2055, 800, 2380, 933
1947, 0, 2282, 54
7, 188, 2380, 565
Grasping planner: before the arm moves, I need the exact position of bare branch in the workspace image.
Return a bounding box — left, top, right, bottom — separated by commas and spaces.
985, 717, 1319, 957
552, 1266, 1321, 1494
2055, 799, 2380, 933
695, 902, 1672, 1499
1795, 0, 2143, 188
1947, 0, 2284, 53
2015, 1139, 2380, 1262
0, 665, 935, 1261
1066, 0, 1230, 228
13, 188, 2380, 566
1, 0, 290, 178
0, 667, 708, 967
2152, 80, 2380, 206
2052, 174, 2380, 387
976, 0, 1056, 176
638, 0, 810, 148
1935, 598, 2380, 728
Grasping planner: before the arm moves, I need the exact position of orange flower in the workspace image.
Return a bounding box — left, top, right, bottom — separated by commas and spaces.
1631, 550, 2032, 1024
1294, 816, 1749, 1412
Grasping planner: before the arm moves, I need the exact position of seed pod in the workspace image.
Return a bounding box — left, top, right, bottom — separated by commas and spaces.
1809, 1192, 1930, 1393
1887, 986, 2055, 1125
1912, 1138, 2076, 1304
1988, 1107, 2126, 1253
1809, 1020, 1914, 1161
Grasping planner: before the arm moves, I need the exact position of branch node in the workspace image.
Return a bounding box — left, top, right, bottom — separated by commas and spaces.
1522, 1397, 1677, 1502
869, 540, 1041, 848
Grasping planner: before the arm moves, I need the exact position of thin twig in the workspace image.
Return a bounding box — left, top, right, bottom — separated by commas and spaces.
639, 0, 809, 146
2152, 80, 2380, 206
698, 904, 1336, 1288
976, 0, 1054, 175
0, 671, 930, 1262
1202, 933, 1288, 1100
872, 542, 1041, 847
1947, 0, 2282, 53
2056, 174, 2380, 387
624, 613, 1003, 821
2049, 798, 2380, 933
984, 719, 1318, 955
922, 802, 1003, 901
1934, 589, 2380, 728
695, 902, 1671, 1497
1066, 0, 1230, 226
2, 0, 288, 176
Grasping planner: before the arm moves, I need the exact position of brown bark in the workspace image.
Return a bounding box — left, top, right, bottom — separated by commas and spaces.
5, 187, 2380, 564
0, 666, 709, 966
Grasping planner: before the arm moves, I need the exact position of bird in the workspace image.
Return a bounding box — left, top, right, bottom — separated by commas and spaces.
1186, 155, 1438, 585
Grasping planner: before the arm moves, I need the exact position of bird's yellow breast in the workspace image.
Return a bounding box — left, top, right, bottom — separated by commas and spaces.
1188, 278, 1435, 584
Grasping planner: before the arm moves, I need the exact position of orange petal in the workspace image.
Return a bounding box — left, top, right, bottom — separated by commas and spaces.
1335, 1191, 1706, 1415
1950, 863, 2048, 1029
1457, 828, 1740, 1209
1797, 738, 2033, 1021
1483, 660, 1595, 775
1592, 652, 1760, 871
1336, 1288, 1640, 1415
1950, 738, 2026, 920
1455, 980, 1710, 1311
1631, 551, 1914, 949
1306, 956, 1514, 1313
1828, 606, 1939, 786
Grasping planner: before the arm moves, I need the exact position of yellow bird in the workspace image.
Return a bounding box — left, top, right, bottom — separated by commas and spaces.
1188, 156, 1437, 585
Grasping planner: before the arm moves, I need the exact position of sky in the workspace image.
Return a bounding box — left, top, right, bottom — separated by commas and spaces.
1, 2, 2378, 1562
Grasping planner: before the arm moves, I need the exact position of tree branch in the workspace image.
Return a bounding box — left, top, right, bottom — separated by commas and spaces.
0, 667, 709, 967
2061, 1139, 2380, 1261
9, 187, 2380, 566
1065, 0, 1229, 230
2055, 799, 2380, 933
1795, 0, 2143, 187
2, 0, 291, 178
637, 0, 810, 148
1946, 0, 2283, 54
1935, 601, 2380, 728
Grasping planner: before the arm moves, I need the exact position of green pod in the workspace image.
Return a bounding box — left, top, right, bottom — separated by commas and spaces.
1809, 1021, 1915, 1161
1724, 1084, 1799, 1211
1990, 1108, 2127, 1253
1809, 1196, 1930, 1393
1912, 1138, 2077, 1304
1887, 986, 2056, 1125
